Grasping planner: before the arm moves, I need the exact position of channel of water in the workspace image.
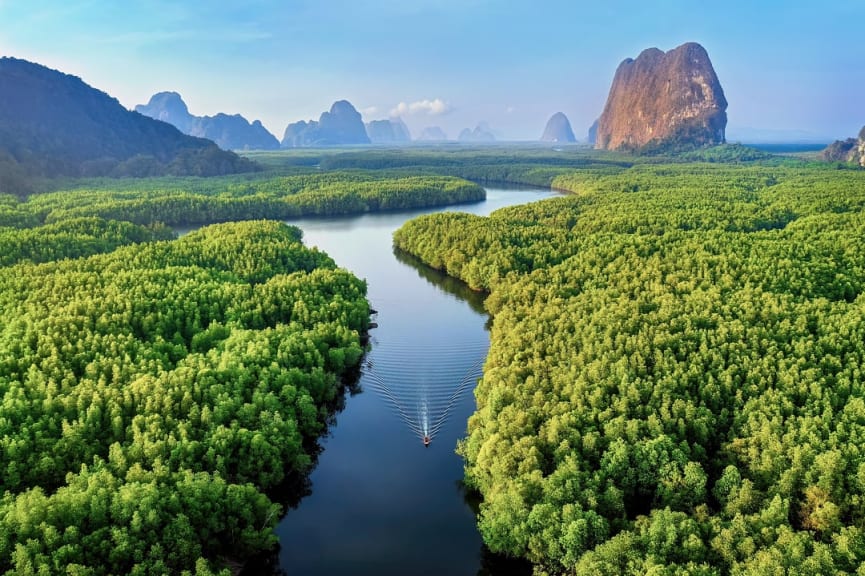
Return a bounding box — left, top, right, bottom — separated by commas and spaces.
258, 187, 558, 575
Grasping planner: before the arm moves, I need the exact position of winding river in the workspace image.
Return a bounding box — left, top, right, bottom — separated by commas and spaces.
263, 187, 558, 575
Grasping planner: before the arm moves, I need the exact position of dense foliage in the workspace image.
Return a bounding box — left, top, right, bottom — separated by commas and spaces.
243, 145, 784, 190
678, 144, 774, 163
0, 221, 369, 574
11, 173, 484, 226
394, 163, 865, 574
0, 217, 174, 267
314, 146, 633, 187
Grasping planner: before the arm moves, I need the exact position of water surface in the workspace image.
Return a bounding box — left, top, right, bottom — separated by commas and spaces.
271, 188, 558, 575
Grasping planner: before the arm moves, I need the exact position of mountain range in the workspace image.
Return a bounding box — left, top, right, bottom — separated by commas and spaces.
135, 92, 280, 151
459, 123, 496, 142
0, 57, 255, 190
282, 100, 370, 147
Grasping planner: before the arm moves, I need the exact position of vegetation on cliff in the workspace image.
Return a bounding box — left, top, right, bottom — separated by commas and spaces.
596, 43, 727, 153
821, 126, 865, 166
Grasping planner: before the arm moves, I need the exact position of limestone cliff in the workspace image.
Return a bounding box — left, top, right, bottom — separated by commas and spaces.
366, 118, 411, 143
587, 119, 598, 146
821, 126, 865, 166
135, 92, 279, 150
281, 100, 370, 147
595, 42, 727, 152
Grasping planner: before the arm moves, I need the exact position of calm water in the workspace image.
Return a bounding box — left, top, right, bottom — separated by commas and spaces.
267, 188, 558, 575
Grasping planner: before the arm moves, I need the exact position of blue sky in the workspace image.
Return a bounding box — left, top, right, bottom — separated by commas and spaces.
1, 0, 862, 141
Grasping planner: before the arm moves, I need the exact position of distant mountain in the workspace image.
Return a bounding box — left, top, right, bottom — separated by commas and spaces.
135, 91, 194, 131
281, 100, 371, 147
540, 113, 576, 143
587, 119, 598, 145
0, 57, 255, 187
596, 42, 727, 152
135, 92, 279, 151
821, 126, 865, 166
366, 118, 411, 143
417, 126, 448, 141
282, 120, 314, 148
458, 123, 495, 142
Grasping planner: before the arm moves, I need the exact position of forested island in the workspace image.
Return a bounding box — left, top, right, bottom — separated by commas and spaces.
11, 173, 485, 227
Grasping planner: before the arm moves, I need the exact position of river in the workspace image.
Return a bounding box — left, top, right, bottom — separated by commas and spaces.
259, 187, 558, 575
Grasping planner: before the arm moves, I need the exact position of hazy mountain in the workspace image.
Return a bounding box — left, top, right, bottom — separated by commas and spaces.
587, 119, 599, 145
134, 91, 194, 132
366, 118, 411, 143
417, 126, 448, 141
540, 112, 576, 143
281, 100, 371, 147
458, 122, 495, 142
0, 57, 255, 186
135, 92, 279, 151
596, 42, 727, 152
281, 120, 315, 148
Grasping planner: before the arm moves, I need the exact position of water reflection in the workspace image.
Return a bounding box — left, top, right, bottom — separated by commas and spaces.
267, 188, 559, 575
392, 246, 487, 316
240, 370, 364, 576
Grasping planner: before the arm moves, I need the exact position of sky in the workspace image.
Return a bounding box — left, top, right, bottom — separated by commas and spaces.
0, 0, 862, 142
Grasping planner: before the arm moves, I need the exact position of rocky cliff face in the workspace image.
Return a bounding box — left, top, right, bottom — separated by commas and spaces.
540, 112, 576, 143
281, 100, 370, 147
281, 120, 314, 148
859, 127, 865, 167
366, 118, 411, 143
821, 126, 865, 166
135, 92, 279, 150
596, 42, 727, 152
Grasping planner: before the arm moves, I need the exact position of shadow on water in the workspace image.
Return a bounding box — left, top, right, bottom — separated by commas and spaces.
460, 483, 533, 576
242, 187, 559, 575
239, 366, 365, 576
392, 246, 488, 317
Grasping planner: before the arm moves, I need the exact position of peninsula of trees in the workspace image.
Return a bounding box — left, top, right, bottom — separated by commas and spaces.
395, 159, 865, 574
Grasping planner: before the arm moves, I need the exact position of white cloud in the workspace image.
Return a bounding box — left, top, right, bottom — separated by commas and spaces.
360, 106, 379, 119
389, 98, 452, 117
